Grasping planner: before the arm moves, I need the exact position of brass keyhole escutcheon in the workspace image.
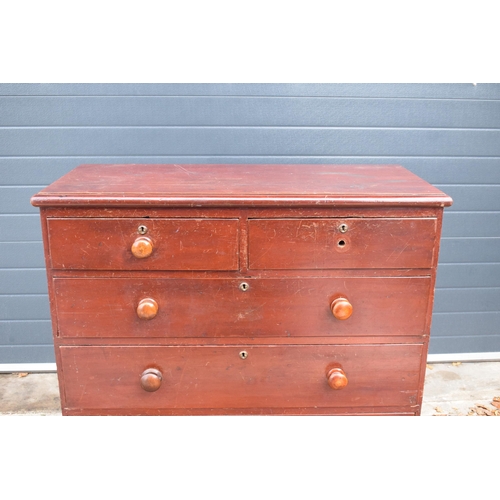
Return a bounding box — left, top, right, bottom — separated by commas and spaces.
138, 225, 148, 235
239, 351, 248, 360
339, 223, 348, 233
239, 282, 250, 292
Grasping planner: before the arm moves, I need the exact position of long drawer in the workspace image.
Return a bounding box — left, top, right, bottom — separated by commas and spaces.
59, 344, 423, 411
248, 218, 437, 269
53, 276, 431, 338
47, 218, 239, 270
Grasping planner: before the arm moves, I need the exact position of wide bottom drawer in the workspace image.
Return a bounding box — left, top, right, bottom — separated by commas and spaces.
59, 344, 423, 411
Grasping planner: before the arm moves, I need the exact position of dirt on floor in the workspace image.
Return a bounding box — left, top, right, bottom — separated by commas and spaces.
432, 400, 500, 416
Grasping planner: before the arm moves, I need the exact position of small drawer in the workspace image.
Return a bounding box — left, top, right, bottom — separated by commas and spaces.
54, 275, 431, 338
59, 344, 423, 412
47, 218, 239, 270
248, 218, 437, 270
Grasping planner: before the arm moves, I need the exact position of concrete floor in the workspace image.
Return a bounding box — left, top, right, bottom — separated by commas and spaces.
1, 362, 499, 416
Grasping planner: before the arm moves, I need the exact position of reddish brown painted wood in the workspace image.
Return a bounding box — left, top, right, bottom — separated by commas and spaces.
51, 335, 429, 347
47, 217, 239, 270
248, 218, 437, 270
64, 408, 418, 416
59, 344, 423, 411
30, 164, 453, 208
30, 163, 452, 416
41, 205, 444, 220
53, 276, 431, 338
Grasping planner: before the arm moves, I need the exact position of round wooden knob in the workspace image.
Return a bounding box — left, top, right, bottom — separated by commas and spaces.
131, 237, 153, 259
137, 298, 158, 320
330, 297, 353, 320
326, 367, 348, 390
140, 368, 162, 392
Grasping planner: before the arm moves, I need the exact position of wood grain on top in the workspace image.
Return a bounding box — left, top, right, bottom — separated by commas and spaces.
31, 164, 453, 207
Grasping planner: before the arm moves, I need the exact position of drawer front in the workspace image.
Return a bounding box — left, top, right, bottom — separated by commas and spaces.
47, 218, 239, 270
60, 344, 422, 410
248, 218, 437, 270
54, 276, 431, 338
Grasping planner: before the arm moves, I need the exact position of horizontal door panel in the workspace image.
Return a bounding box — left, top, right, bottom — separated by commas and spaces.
4, 96, 500, 127
2, 128, 500, 156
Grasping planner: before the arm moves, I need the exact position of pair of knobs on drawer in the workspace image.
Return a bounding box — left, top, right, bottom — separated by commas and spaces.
137, 297, 352, 321
137, 297, 352, 320
140, 366, 348, 392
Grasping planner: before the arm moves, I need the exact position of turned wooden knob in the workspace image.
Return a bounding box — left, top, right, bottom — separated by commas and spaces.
326, 367, 348, 390
140, 368, 162, 392
137, 298, 158, 320
330, 297, 353, 320
131, 237, 153, 259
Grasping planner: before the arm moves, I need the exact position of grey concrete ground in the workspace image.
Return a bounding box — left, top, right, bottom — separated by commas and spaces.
0, 362, 499, 416
0, 372, 61, 416
421, 361, 500, 416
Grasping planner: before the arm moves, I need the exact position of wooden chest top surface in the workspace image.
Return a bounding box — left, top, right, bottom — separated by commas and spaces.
31, 163, 453, 208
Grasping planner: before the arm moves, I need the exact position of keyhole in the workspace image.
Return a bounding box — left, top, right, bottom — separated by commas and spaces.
239, 282, 250, 292
138, 225, 148, 235
339, 223, 348, 233
239, 351, 248, 359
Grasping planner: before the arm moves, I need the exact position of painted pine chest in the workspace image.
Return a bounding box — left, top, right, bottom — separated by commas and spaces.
31, 164, 452, 415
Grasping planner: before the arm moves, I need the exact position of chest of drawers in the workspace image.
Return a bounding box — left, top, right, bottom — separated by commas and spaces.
31, 164, 452, 416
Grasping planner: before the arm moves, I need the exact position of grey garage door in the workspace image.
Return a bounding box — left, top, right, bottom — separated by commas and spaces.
1, 83, 499, 364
